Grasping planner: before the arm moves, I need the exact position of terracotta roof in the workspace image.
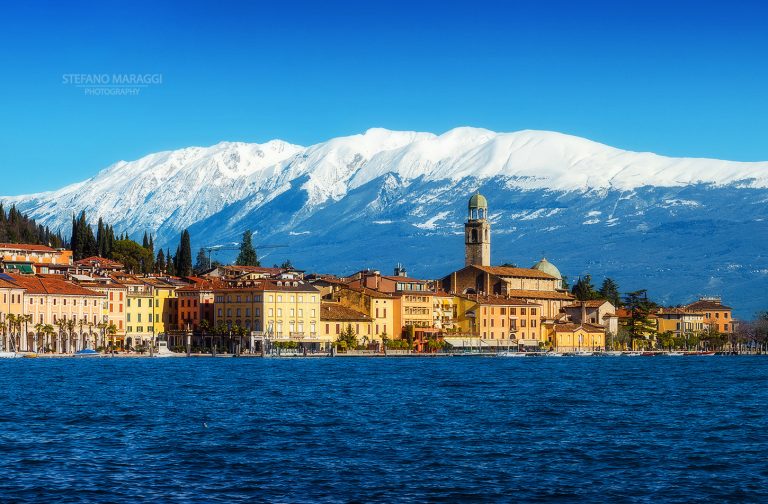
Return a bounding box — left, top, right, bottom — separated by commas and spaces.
224, 265, 282, 274
0, 243, 56, 252
177, 280, 226, 292
564, 300, 613, 309
341, 284, 393, 299
505, 289, 575, 300
685, 300, 732, 311
473, 265, 556, 280
320, 302, 372, 322
457, 294, 541, 306
6, 275, 105, 297
381, 275, 431, 283
616, 308, 658, 319
213, 279, 320, 293
74, 256, 124, 269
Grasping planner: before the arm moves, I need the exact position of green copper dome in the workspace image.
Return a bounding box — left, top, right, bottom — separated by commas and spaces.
531, 257, 562, 280
468, 192, 488, 210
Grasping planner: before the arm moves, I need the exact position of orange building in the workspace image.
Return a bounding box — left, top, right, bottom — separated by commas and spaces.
0, 243, 73, 274
685, 297, 734, 334
177, 281, 218, 331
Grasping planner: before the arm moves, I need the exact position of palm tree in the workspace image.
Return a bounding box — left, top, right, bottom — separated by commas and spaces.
106, 323, 118, 352
34, 322, 45, 353
54, 319, 67, 353
6, 314, 20, 352
43, 324, 55, 352
96, 321, 108, 350
0, 319, 8, 352
65, 319, 76, 353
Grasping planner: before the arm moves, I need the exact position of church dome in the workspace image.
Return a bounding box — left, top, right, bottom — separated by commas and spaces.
532, 257, 562, 280
468, 192, 488, 210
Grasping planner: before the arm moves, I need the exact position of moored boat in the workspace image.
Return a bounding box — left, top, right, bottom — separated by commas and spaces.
497, 351, 528, 357
74, 349, 101, 358
0, 351, 21, 359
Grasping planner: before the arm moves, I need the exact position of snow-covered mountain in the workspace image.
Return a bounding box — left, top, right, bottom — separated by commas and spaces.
3, 128, 768, 317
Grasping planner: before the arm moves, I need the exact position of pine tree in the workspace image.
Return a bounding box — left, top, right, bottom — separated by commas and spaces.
235, 230, 259, 266
194, 248, 209, 273
571, 274, 598, 301
598, 278, 621, 307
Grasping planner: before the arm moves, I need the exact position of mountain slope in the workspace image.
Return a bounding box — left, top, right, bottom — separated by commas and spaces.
3, 127, 767, 317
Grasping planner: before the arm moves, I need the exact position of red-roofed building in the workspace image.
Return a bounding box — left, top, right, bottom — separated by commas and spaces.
0, 243, 73, 274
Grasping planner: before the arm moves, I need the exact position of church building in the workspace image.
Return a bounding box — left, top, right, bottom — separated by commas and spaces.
440, 193, 575, 321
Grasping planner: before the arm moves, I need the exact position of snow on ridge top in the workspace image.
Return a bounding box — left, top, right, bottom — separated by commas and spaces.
349, 128, 768, 191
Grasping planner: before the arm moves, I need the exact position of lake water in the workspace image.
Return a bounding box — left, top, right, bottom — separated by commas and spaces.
0, 356, 766, 503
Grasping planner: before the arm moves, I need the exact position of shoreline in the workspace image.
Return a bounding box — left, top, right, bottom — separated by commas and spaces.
7, 350, 763, 359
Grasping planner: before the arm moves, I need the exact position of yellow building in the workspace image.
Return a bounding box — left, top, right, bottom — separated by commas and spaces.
545, 323, 605, 352
433, 292, 457, 330
213, 278, 321, 350
112, 274, 155, 348
332, 285, 395, 343
144, 277, 179, 336
453, 294, 543, 348
320, 302, 373, 349
5, 275, 105, 352
656, 308, 705, 337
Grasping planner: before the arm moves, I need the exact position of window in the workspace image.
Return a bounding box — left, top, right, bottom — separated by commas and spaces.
290, 296, 294, 302
268, 308, 274, 317
311, 309, 316, 317
335, 324, 340, 334
290, 308, 295, 317
521, 319, 526, 327
277, 295, 282, 302
127, 298, 131, 307
277, 308, 282, 317
127, 314, 132, 322
298, 296, 303, 302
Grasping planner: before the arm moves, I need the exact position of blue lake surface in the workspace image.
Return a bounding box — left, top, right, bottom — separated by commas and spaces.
0, 356, 767, 503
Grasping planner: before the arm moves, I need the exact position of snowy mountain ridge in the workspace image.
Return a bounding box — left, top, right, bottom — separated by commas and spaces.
3, 127, 768, 317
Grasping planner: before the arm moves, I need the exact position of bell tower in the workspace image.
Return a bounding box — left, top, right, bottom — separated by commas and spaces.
465, 192, 491, 266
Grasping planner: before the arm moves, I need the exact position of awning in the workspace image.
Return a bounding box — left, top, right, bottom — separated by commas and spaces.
443, 337, 480, 348
5, 263, 34, 274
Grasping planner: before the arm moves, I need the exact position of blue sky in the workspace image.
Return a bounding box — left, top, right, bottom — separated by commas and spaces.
1, 0, 766, 195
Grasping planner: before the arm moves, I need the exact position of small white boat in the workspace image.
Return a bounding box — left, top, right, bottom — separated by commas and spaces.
544, 352, 564, 357
604, 351, 623, 357
497, 351, 528, 358
574, 352, 594, 357
0, 351, 21, 359
666, 352, 684, 356
624, 352, 642, 357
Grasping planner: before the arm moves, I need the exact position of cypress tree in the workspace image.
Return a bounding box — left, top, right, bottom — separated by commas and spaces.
178, 229, 193, 276
166, 248, 174, 275
156, 248, 165, 274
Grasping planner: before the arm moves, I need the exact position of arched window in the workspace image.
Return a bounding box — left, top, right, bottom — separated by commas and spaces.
471, 229, 478, 242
